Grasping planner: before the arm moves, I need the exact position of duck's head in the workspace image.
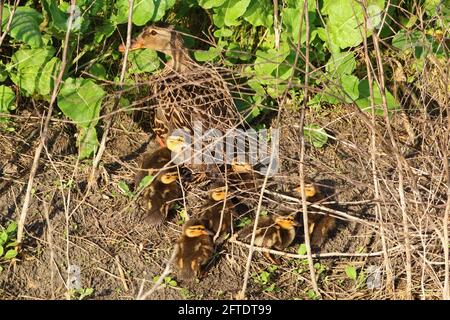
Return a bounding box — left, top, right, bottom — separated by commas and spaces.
119, 26, 190, 72
184, 222, 214, 238
210, 186, 227, 201
294, 183, 318, 198
119, 26, 181, 53
275, 214, 299, 230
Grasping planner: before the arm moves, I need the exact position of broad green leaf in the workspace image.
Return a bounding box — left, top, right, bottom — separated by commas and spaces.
321, 0, 385, 49
37, 57, 62, 97
77, 125, 98, 159
198, 0, 226, 9
243, 0, 273, 27
282, 7, 316, 44
4, 249, 17, 260
325, 52, 356, 76
115, 0, 176, 25
304, 124, 328, 148
0, 86, 16, 115
0, 245, 3, 257
9, 47, 56, 96
392, 30, 423, 51
355, 79, 400, 115
94, 21, 115, 44
254, 46, 290, 77
128, 49, 161, 74
42, 0, 68, 32
1, 6, 43, 48
340, 74, 359, 102
194, 46, 221, 62
223, 0, 251, 26
424, 0, 443, 16
57, 78, 105, 128
89, 63, 107, 80
345, 266, 357, 280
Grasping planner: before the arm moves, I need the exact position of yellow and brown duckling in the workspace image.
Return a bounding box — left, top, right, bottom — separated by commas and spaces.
174, 219, 215, 281
135, 148, 182, 225
200, 185, 236, 238
119, 25, 245, 148
293, 183, 336, 248
238, 213, 299, 264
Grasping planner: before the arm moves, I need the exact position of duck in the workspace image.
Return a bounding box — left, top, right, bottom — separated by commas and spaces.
293, 183, 336, 248
135, 147, 182, 225
174, 219, 214, 281
238, 213, 299, 264
200, 185, 236, 238
119, 25, 246, 148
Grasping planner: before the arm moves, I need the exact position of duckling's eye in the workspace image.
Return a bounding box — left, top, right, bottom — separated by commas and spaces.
150, 30, 158, 36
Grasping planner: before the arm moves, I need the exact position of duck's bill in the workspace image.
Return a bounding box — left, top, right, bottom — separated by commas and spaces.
118, 39, 145, 53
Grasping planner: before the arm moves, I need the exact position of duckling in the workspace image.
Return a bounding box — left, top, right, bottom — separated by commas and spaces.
238, 214, 299, 264
135, 148, 181, 225
200, 185, 236, 238
293, 183, 336, 248
175, 219, 214, 281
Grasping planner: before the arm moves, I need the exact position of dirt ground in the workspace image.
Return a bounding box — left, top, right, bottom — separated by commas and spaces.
0, 90, 448, 299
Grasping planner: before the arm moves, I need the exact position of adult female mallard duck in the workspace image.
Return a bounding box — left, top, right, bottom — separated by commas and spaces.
119, 25, 246, 150
174, 219, 214, 281
135, 147, 181, 225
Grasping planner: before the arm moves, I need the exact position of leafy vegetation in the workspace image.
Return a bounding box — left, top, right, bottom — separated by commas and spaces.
0, 0, 447, 155
0, 221, 19, 271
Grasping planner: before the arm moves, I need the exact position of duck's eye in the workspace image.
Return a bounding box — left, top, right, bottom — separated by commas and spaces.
149, 30, 158, 36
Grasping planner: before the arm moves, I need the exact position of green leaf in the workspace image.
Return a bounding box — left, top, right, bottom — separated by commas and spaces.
0, 86, 16, 115
76, 125, 98, 159
138, 175, 154, 189
297, 244, 307, 255
304, 124, 328, 148
89, 63, 107, 80
345, 266, 357, 280
1, 6, 43, 48
42, 0, 68, 33
392, 30, 422, 51
321, 0, 385, 49
5, 221, 17, 235
128, 49, 161, 74
9, 47, 56, 96
254, 46, 290, 77
340, 74, 359, 102
0, 246, 3, 257
0, 232, 7, 245
37, 57, 62, 97
118, 181, 133, 197
0, 62, 8, 82
355, 79, 400, 115
194, 46, 221, 62
282, 7, 316, 44
114, 0, 176, 26
325, 52, 356, 76
94, 21, 116, 44
223, 0, 251, 26
243, 0, 273, 27
58, 78, 105, 128
4, 249, 17, 260
198, 0, 226, 9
